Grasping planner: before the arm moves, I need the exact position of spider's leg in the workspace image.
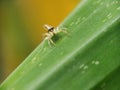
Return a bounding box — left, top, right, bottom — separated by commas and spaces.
44, 33, 52, 47
60, 29, 71, 38
49, 38, 56, 46
48, 39, 52, 47
44, 32, 55, 47
61, 30, 68, 34
44, 33, 50, 39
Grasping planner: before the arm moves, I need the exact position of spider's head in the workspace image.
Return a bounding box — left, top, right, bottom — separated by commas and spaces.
43, 24, 54, 32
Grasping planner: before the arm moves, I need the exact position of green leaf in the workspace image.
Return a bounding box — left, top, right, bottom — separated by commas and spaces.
0, 0, 120, 90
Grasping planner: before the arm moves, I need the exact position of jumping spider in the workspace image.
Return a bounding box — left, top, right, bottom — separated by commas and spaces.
43, 24, 67, 47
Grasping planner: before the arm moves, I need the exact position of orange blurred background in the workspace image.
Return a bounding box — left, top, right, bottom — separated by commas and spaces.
0, 0, 80, 83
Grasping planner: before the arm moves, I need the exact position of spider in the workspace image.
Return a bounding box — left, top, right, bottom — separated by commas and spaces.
43, 24, 67, 47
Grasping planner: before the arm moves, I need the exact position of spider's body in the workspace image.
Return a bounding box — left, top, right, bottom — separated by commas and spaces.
44, 24, 67, 47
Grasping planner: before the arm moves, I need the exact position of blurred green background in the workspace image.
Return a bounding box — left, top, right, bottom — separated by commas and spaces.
0, 0, 79, 83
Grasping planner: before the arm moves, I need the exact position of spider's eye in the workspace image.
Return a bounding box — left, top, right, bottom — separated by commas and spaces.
48, 27, 54, 32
